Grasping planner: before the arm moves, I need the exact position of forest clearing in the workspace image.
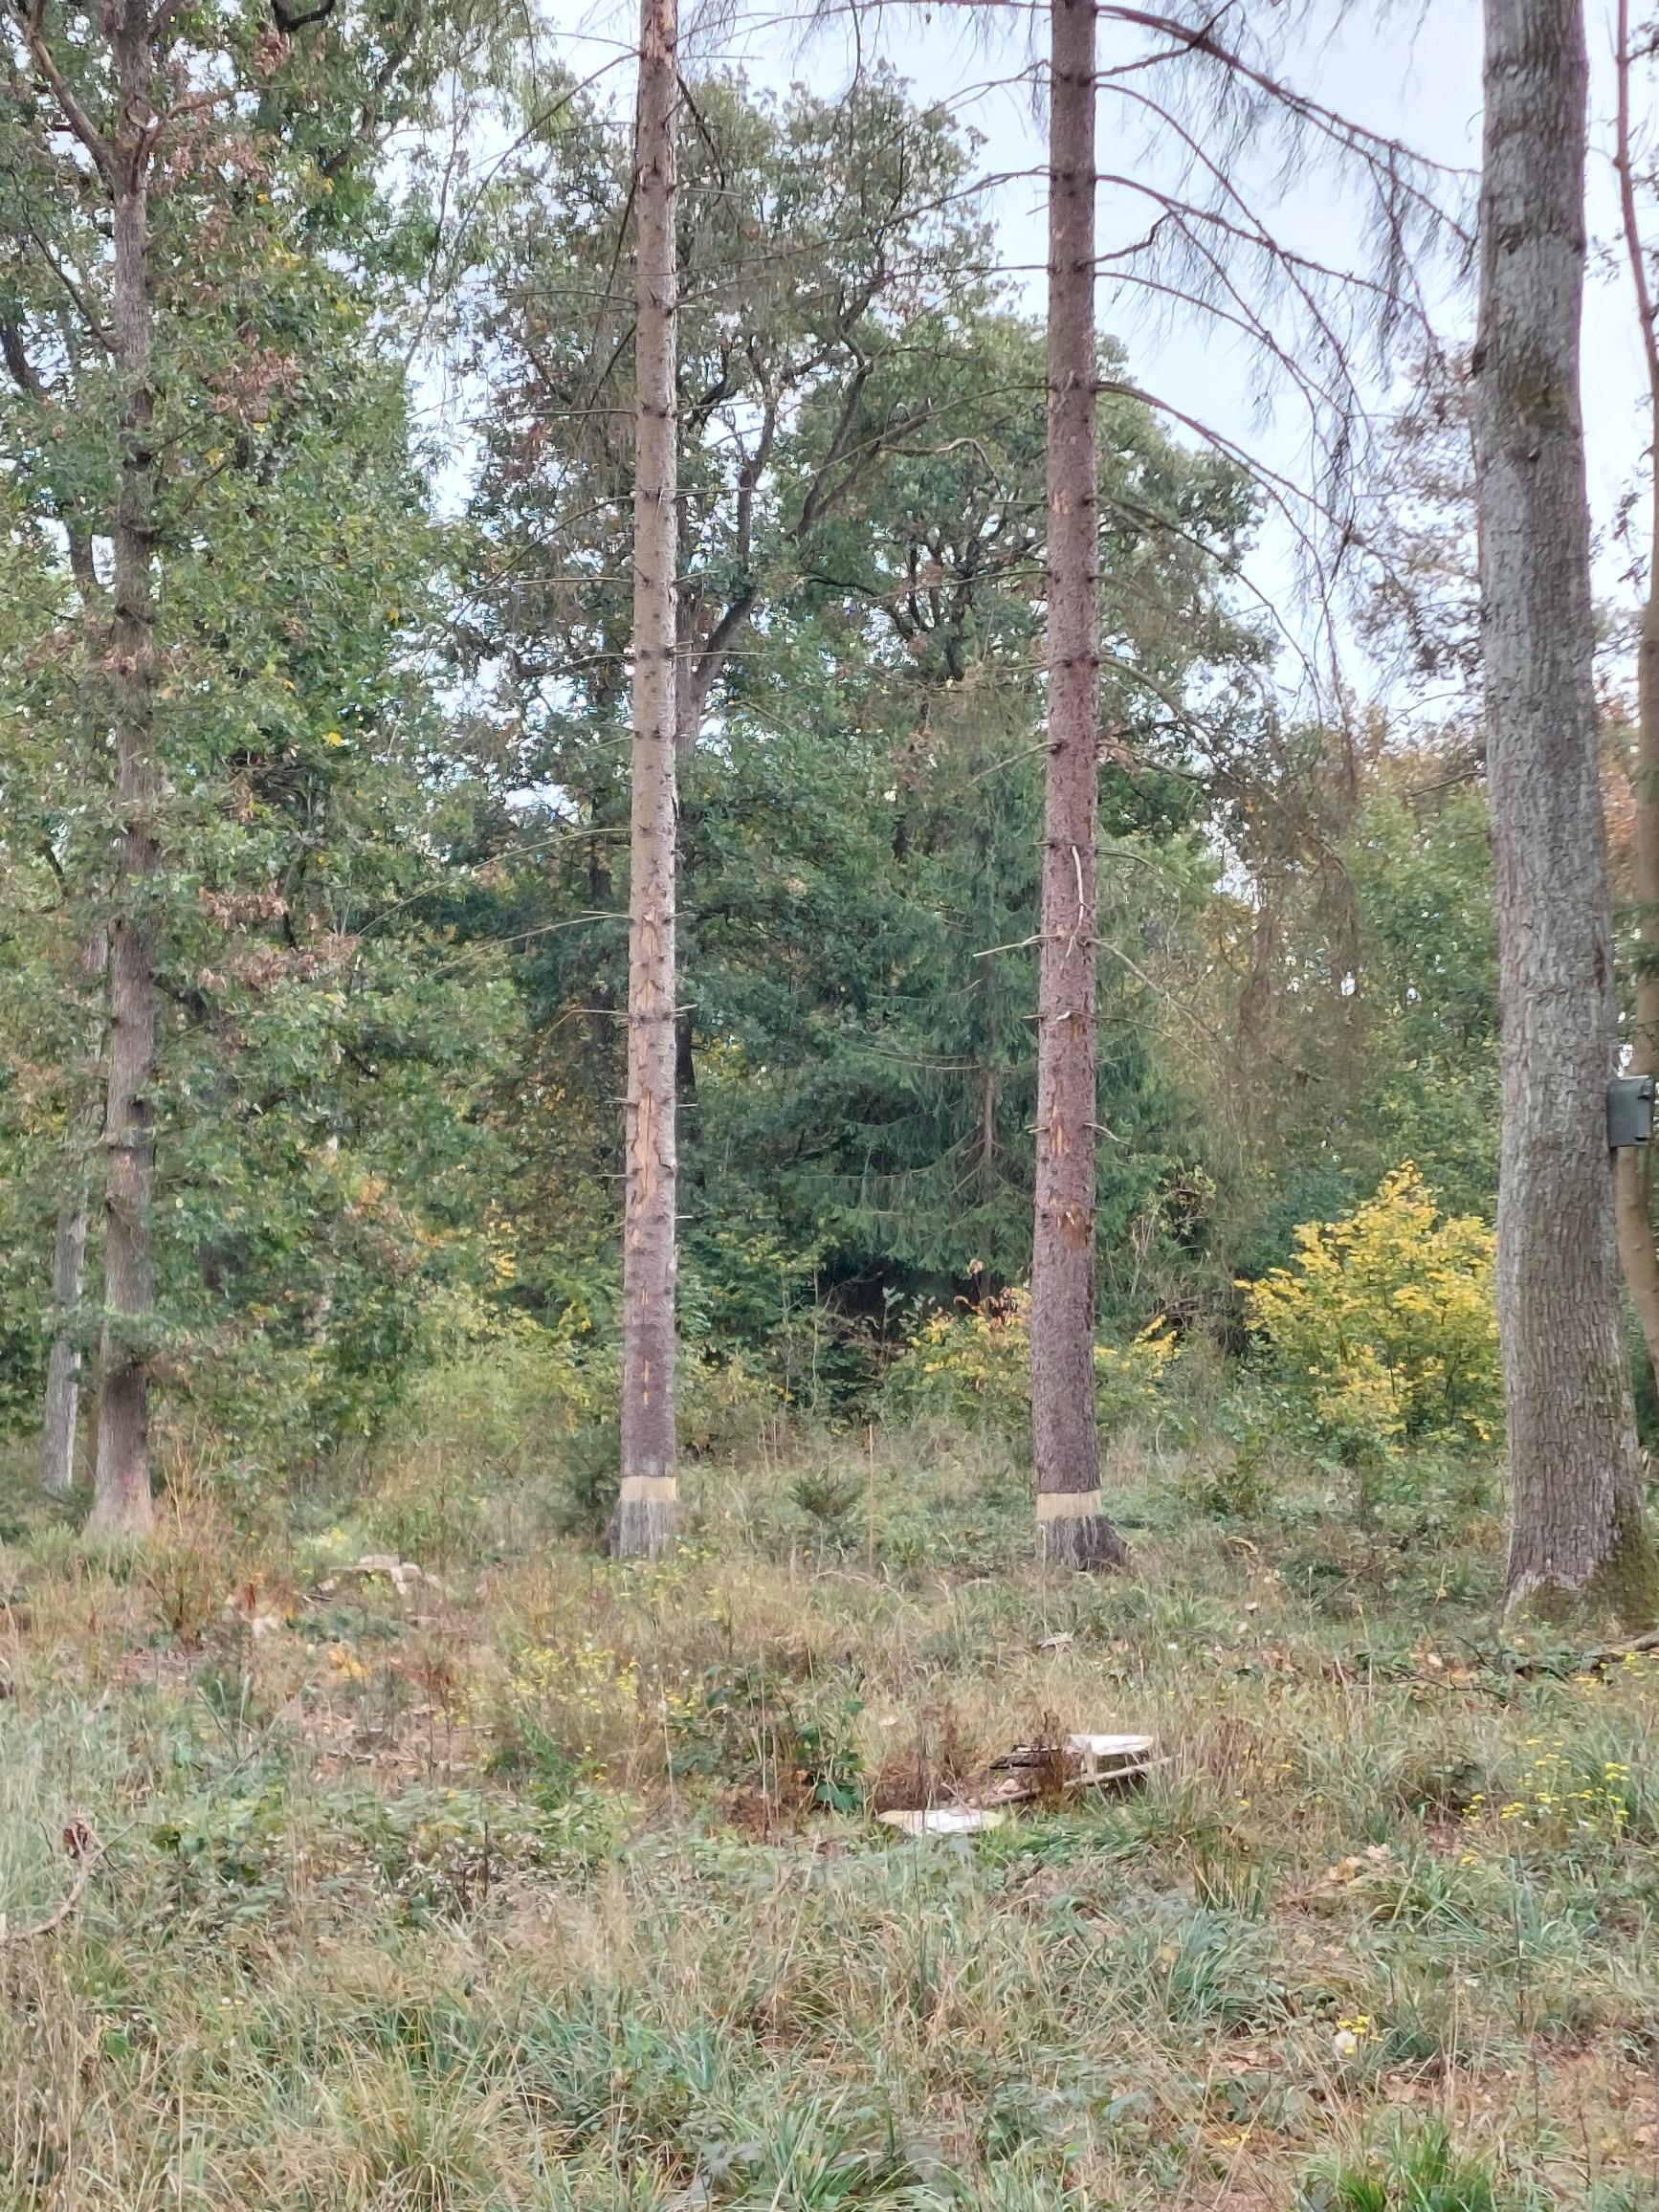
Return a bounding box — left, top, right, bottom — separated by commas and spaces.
11, 1429, 1659, 2212
9, 0, 1659, 2201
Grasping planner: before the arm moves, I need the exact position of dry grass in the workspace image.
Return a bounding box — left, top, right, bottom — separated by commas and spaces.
1, 1431, 1656, 2208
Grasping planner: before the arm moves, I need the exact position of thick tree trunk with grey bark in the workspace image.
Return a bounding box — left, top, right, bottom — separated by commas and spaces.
1030, 0, 1129, 1572
90, 4, 161, 1539
1615, 580, 1659, 1389
1472, 0, 1658, 1622
40, 931, 107, 1496
40, 1202, 89, 1497
3, 299, 115, 1504
1613, 0, 1659, 1396
614, 0, 680, 1560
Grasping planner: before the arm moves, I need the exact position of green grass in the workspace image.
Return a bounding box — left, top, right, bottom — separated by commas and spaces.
3, 1432, 1659, 2207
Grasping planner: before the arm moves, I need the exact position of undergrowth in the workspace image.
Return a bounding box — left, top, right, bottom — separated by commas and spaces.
0, 1427, 1655, 2209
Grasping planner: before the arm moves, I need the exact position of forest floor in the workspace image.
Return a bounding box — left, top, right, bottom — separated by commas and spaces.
3, 1431, 1658, 2211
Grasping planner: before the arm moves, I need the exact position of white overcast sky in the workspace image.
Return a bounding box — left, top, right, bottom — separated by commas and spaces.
518, 0, 1655, 691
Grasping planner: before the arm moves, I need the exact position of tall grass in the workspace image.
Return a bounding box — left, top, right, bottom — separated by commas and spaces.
0, 1427, 1653, 2207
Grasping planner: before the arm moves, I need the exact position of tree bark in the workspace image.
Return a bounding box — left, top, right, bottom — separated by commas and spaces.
1615, 581, 1659, 1387
90, 2, 161, 1540
614, 0, 679, 1560
1472, 0, 1658, 1622
1614, 0, 1659, 1397
40, 1204, 90, 1497
40, 930, 108, 1497
1, 314, 114, 1503
1030, 0, 1129, 1573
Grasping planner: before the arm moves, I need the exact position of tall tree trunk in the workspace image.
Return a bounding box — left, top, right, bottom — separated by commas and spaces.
1615, 590, 1659, 1382
1472, 0, 1658, 1622
1030, 0, 1129, 1573
1614, 0, 1659, 1397
614, 0, 679, 1560
40, 929, 108, 1496
90, 3, 161, 1539
40, 1202, 90, 1497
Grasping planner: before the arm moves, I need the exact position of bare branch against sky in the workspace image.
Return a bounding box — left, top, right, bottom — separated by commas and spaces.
498, 0, 1653, 711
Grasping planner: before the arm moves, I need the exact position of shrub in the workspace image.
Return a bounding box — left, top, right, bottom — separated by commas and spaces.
140, 1459, 239, 1645
1300, 2119, 1512, 2212
879, 1287, 1177, 1442
1241, 1164, 1500, 1466
365, 1292, 775, 1558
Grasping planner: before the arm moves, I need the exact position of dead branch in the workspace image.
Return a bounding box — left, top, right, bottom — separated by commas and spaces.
0, 1821, 104, 1944
1505, 1630, 1659, 1677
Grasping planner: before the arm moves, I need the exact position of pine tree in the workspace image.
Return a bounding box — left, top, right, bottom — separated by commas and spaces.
1031, 0, 1130, 1569
615, 0, 681, 1559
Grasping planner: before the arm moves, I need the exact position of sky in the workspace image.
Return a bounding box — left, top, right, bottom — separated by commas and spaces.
523, 0, 1655, 694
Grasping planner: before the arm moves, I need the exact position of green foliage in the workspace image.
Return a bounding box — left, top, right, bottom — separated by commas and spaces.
1174, 1390, 1281, 1519
7, 1439, 1659, 2206
879, 1287, 1179, 1444
673, 695, 1228, 1354
0, 17, 1521, 1574
1346, 782, 1500, 1218
670, 1659, 866, 1813
150, 1775, 625, 1927
0, 0, 515, 1464
788, 1469, 864, 1535
1211, 749, 1499, 1295
1300, 2123, 1512, 2212
455, 63, 1260, 1399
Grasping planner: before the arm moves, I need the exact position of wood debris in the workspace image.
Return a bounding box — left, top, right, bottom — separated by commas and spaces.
878, 1728, 1161, 1831
876, 1805, 1007, 1838
318, 1556, 445, 1600
985, 1730, 1161, 1805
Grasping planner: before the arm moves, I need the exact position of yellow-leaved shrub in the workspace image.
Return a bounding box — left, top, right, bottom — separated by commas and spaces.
881, 1286, 1178, 1437
1242, 1163, 1500, 1460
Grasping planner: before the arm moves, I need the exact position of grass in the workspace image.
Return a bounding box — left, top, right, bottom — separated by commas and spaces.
3, 1427, 1659, 2208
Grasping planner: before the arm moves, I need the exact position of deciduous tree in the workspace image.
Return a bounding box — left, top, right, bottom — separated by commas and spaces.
1471, 0, 1659, 1621
1612, 0, 1659, 1395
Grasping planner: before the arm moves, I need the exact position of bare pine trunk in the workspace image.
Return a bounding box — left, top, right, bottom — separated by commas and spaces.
1030, 0, 1129, 1573
1473, 0, 1658, 1622
614, 0, 679, 1560
90, 10, 160, 1540
1614, 0, 1659, 1395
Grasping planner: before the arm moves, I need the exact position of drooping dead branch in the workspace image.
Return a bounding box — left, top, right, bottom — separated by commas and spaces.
0, 1821, 104, 1945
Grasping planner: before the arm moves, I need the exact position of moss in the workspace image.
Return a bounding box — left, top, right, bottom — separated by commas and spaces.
1494, 344, 1573, 435
1585, 1510, 1659, 1631
1508, 1504, 1659, 1634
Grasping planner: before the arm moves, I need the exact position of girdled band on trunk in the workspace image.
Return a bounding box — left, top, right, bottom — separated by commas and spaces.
618, 1473, 678, 1504
1035, 1487, 1104, 1521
